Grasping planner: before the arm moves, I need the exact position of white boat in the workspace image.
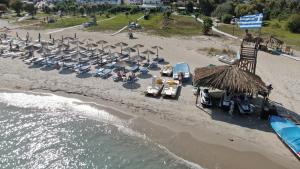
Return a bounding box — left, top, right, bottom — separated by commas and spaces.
145, 77, 164, 97
161, 80, 179, 98
160, 65, 173, 76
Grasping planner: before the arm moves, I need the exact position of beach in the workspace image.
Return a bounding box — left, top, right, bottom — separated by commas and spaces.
1, 21, 300, 169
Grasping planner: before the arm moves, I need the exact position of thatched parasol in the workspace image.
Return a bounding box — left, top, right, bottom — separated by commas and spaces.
133, 44, 144, 56
115, 42, 128, 54
193, 65, 267, 94
96, 40, 108, 50
24, 44, 40, 51
123, 47, 136, 60
151, 45, 163, 57
142, 49, 155, 63
104, 45, 116, 55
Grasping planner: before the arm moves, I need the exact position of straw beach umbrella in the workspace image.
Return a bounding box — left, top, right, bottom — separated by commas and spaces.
151, 45, 163, 58
104, 45, 116, 55
96, 40, 108, 50
133, 44, 144, 57
123, 47, 136, 61
193, 65, 267, 95
115, 42, 128, 54
142, 49, 155, 63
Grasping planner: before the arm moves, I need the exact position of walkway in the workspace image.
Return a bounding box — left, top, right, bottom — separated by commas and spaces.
111, 15, 144, 36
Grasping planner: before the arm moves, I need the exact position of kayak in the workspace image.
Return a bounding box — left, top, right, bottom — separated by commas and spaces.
270, 115, 300, 159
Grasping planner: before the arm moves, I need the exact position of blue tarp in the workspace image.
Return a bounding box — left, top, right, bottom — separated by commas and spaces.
239, 13, 263, 29
270, 116, 300, 156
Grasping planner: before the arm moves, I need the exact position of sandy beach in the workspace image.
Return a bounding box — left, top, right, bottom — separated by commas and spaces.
1, 20, 300, 169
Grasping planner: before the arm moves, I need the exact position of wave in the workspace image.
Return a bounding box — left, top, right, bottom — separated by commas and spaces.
0, 91, 204, 169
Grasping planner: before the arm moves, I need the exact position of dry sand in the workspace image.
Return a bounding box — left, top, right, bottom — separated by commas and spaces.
1, 21, 300, 169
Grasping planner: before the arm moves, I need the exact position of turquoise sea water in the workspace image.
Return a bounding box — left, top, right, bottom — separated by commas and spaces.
0, 92, 202, 169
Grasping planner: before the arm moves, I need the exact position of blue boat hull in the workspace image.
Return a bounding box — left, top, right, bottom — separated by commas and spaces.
270, 115, 300, 159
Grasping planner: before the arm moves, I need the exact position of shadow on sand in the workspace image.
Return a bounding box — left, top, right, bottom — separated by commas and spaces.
122, 82, 141, 89
137, 73, 153, 79
59, 69, 74, 75
196, 96, 300, 133
76, 73, 93, 78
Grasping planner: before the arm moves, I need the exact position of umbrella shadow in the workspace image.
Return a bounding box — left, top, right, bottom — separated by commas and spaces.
158, 61, 170, 65
40, 66, 56, 71
137, 73, 152, 79
148, 66, 161, 71
28, 64, 43, 69
59, 69, 74, 75
122, 82, 141, 89
76, 73, 92, 78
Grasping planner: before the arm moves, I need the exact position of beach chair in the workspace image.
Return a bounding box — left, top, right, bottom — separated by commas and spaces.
139, 67, 148, 75
130, 65, 139, 73
148, 61, 158, 69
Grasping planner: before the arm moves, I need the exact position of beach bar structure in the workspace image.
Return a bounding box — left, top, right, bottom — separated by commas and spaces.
193, 65, 268, 95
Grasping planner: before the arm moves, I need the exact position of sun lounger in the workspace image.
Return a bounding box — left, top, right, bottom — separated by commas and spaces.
148, 61, 158, 69
145, 78, 164, 97
130, 65, 139, 72
95, 68, 112, 78
139, 67, 148, 75
62, 62, 75, 70
76, 65, 91, 74
33, 57, 45, 65
161, 80, 179, 98
24, 57, 38, 64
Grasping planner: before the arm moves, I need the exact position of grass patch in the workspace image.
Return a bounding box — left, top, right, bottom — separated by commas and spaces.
218, 19, 300, 50
88, 13, 143, 31
139, 14, 202, 37
42, 15, 90, 28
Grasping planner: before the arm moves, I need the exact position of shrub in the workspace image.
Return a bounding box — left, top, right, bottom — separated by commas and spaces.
286, 14, 300, 33
221, 14, 232, 24
202, 17, 213, 35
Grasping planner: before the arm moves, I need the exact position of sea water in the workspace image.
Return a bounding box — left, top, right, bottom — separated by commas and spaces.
0, 92, 203, 169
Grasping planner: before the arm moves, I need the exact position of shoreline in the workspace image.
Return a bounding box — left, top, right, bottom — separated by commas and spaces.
1, 20, 300, 169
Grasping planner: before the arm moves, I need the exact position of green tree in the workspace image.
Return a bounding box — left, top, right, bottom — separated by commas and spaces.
10, 0, 23, 17
79, 6, 85, 16
286, 14, 300, 33
186, 1, 194, 14
0, 0, 9, 7
212, 2, 234, 19
202, 17, 213, 35
69, 5, 76, 16
221, 13, 232, 24
24, 3, 36, 19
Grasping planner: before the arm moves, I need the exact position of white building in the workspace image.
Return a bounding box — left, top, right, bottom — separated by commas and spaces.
76, 0, 122, 5
125, 0, 143, 4
142, 0, 162, 8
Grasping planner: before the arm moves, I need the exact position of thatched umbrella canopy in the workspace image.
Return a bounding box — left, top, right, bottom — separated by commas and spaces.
193, 65, 268, 95
142, 49, 155, 63
115, 42, 128, 54
104, 45, 116, 55
96, 40, 108, 50
133, 44, 144, 57
151, 45, 163, 58
123, 47, 136, 60
24, 44, 40, 51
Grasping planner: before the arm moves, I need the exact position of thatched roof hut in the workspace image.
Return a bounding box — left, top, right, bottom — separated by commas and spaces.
193, 65, 267, 95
